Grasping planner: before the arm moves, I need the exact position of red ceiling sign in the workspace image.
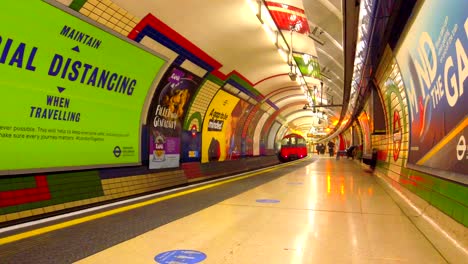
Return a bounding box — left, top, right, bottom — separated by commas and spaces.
266, 2, 310, 34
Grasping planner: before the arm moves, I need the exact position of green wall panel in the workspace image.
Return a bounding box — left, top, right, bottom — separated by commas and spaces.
452, 203, 466, 224
391, 167, 468, 226
430, 192, 454, 217
0, 170, 104, 216
0, 176, 37, 191
69, 0, 87, 11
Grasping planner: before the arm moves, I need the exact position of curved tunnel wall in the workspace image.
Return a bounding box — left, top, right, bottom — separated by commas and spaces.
0, 0, 281, 224
365, 44, 468, 227
0, 0, 466, 229
344, 0, 468, 227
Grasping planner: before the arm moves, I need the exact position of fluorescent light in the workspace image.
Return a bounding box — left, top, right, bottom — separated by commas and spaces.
261, 5, 277, 30
262, 23, 277, 44
247, 0, 259, 15
278, 48, 288, 62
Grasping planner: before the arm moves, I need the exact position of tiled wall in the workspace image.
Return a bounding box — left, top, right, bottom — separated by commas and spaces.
373, 47, 468, 227
185, 79, 221, 130
0, 0, 279, 226
101, 170, 186, 199
372, 47, 410, 177
0, 171, 104, 223
78, 0, 139, 36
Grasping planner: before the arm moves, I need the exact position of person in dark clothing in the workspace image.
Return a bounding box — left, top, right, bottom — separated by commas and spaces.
208, 137, 220, 161
346, 146, 356, 159
327, 141, 335, 157
370, 148, 378, 171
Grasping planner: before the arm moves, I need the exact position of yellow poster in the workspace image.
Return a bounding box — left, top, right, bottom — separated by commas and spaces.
202, 90, 240, 163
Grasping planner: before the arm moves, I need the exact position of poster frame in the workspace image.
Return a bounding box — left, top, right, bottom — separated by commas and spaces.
0, 0, 169, 175
393, 0, 468, 183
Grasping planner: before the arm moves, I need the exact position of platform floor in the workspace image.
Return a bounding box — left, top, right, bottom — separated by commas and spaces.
0, 157, 464, 263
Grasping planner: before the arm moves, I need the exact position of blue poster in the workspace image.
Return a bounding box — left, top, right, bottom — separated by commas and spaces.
181, 129, 201, 163
395, 0, 467, 177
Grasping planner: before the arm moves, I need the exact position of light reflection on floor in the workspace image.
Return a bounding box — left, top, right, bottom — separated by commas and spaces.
76, 158, 453, 264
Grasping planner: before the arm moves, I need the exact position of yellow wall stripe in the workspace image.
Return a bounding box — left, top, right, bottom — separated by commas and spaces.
417, 117, 468, 165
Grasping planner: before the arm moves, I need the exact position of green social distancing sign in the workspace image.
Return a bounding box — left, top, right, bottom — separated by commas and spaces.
0, 0, 166, 174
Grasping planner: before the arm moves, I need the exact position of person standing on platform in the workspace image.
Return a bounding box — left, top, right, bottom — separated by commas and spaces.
327, 141, 335, 157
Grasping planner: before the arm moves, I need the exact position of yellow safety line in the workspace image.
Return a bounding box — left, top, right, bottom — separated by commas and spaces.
416, 117, 468, 165
0, 159, 305, 245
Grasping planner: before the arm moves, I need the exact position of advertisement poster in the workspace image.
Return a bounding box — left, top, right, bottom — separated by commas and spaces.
395, 0, 467, 177
293, 52, 321, 78
358, 112, 371, 157
181, 125, 201, 163
266, 1, 310, 34
230, 99, 253, 159
148, 66, 201, 169
201, 90, 240, 163
244, 109, 264, 156
0, 1, 166, 174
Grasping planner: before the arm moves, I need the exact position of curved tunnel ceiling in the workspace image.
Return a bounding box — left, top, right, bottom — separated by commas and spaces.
112, 0, 351, 139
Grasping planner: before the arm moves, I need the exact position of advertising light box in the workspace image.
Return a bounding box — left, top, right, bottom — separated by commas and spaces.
0, 1, 166, 174
202, 90, 240, 163
395, 0, 467, 181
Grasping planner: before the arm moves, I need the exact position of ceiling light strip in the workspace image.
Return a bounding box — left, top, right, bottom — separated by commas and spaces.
325, 0, 375, 140
247, 0, 313, 107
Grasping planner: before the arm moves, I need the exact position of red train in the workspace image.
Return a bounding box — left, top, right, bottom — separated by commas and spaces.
278, 133, 308, 162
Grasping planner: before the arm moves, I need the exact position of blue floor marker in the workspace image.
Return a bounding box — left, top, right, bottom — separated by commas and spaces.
155, 250, 207, 264
256, 199, 280, 203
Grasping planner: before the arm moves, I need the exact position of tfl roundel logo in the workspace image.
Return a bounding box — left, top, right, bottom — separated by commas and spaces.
113, 146, 122, 157
392, 110, 402, 161
456, 136, 466, 161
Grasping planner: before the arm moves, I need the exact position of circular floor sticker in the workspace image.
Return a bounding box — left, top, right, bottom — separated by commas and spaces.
256, 199, 280, 203
155, 250, 207, 264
